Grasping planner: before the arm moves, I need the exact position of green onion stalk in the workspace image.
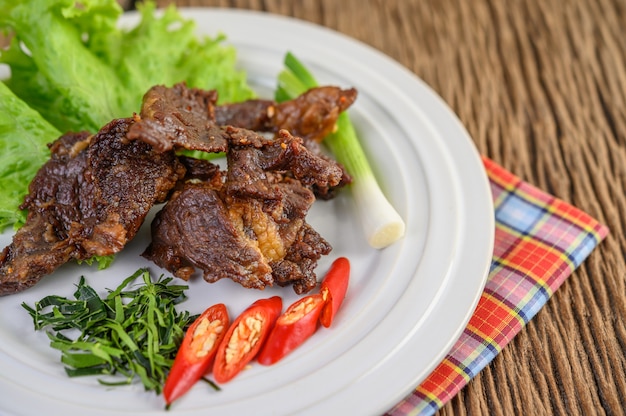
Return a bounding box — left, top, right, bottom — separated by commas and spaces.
276, 52, 405, 248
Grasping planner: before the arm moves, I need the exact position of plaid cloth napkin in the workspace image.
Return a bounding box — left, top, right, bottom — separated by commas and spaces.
386, 157, 609, 416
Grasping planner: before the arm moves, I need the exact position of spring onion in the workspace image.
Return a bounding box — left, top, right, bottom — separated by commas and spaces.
22, 268, 195, 394
276, 52, 405, 248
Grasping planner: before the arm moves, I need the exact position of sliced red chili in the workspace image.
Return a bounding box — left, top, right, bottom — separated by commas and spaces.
213, 296, 282, 384
257, 293, 325, 365
319, 257, 350, 328
163, 303, 229, 407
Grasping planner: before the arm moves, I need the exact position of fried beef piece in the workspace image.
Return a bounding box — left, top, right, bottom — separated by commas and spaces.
271, 223, 332, 294
0, 118, 185, 296
216, 86, 357, 198
225, 128, 343, 197
126, 83, 229, 154
214, 98, 275, 131
273, 86, 357, 143
130, 82, 355, 158
81, 119, 185, 255
143, 129, 341, 294
176, 155, 223, 189
215, 86, 357, 143
0, 132, 91, 295
271, 86, 356, 198
130, 83, 353, 199
143, 182, 274, 289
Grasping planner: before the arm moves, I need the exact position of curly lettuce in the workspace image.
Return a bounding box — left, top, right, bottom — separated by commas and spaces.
0, 82, 60, 230
0, 0, 255, 230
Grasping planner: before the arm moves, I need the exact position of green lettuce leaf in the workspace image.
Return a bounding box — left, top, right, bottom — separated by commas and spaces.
0, 0, 127, 132
0, 0, 255, 133
0, 82, 60, 230
114, 2, 254, 105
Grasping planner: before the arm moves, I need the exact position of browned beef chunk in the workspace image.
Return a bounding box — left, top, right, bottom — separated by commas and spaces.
126, 83, 229, 154
0, 118, 185, 296
225, 128, 343, 198
177, 155, 223, 185
143, 130, 340, 294
272, 86, 357, 143
80, 119, 185, 256
0, 132, 91, 295
271, 86, 356, 198
224, 132, 338, 290
214, 98, 274, 131
215, 86, 357, 143
130, 83, 353, 199
143, 182, 274, 289
216, 86, 356, 199
271, 223, 332, 294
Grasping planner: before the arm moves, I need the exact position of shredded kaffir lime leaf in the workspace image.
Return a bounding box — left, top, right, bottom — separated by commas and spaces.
21, 268, 196, 394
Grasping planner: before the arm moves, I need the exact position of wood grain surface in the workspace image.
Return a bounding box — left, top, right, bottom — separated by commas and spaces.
123, 1, 625, 414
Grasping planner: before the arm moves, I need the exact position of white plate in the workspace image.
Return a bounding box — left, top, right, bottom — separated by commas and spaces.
0, 9, 494, 416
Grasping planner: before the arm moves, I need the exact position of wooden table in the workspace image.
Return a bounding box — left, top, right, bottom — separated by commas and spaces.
121, 1, 626, 414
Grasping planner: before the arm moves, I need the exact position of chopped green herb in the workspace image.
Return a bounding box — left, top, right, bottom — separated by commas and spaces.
22, 268, 196, 394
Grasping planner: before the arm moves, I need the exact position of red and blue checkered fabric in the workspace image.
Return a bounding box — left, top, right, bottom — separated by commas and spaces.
387, 157, 608, 415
